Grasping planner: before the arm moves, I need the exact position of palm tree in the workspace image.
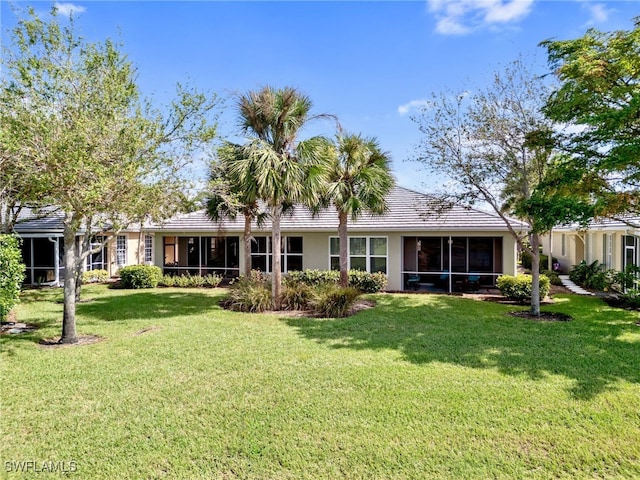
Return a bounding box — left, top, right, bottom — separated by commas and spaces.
233, 86, 328, 309
206, 142, 264, 276
320, 133, 395, 287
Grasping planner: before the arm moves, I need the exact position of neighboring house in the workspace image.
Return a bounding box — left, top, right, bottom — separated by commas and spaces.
13, 208, 153, 286
12, 187, 526, 291
148, 186, 526, 292
542, 217, 640, 274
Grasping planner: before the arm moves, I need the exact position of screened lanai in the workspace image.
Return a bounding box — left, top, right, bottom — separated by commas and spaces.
402, 236, 503, 292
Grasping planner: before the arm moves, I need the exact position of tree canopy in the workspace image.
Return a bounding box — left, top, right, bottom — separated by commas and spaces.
0, 6, 219, 342
411, 58, 556, 315
541, 17, 640, 220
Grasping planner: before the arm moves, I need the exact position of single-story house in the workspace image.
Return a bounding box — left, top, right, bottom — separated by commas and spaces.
13, 186, 528, 292
542, 216, 640, 274
12, 208, 151, 286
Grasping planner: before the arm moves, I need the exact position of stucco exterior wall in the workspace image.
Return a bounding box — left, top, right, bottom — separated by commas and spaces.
153, 230, 518, 291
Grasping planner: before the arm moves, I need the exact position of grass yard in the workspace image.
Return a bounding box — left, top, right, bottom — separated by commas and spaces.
1, 285, 640, 479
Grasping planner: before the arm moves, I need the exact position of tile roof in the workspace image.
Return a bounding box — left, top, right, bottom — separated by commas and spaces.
150, 186, 527, 233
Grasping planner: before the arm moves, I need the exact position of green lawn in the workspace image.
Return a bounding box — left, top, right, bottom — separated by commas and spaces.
1, 285, 639, 479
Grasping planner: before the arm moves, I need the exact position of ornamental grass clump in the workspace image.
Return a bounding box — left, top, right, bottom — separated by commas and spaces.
311, 284, 361, 318
224, 271, 272, 313
281, 277, 314, 311
497, 274, 550, 303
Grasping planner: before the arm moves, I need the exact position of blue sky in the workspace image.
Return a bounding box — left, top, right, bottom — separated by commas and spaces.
2, 1, 639, 192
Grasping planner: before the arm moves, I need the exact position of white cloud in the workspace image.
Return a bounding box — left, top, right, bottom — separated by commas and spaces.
398, 99, 430, 116
580, 2, 612, 26
54, 2, 86, 16
427, 0, 535, 35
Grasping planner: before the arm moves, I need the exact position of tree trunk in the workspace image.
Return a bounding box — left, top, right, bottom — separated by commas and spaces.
243, 213, 252, 276
338, 210, 349, 288
271, 204, 282, 310
61, 216, 78, 344
530, 233, 541, 316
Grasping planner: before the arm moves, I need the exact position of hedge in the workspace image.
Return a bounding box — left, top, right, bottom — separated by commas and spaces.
496, 274, 550, 303
0, 235, 26, 321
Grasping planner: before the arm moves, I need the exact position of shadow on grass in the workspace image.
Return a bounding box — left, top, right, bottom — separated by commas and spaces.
76, 289, 227, 324
285, 293, 640, 400
1, 288, 227, 353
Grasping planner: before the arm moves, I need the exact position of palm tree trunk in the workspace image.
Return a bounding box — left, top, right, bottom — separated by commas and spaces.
530, 233, 541, 316
271, 204, 283, 310
243, 213, 252, 276
61, 216, 78, 344
338, 211, 349, 287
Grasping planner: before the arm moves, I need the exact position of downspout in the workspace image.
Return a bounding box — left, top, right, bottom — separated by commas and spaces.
448, 236, 453, 293
548, 229, 553, 271
49, 237, 59, 287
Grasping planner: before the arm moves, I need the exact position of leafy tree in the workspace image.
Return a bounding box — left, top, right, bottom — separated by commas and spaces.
0, 234, 25, 322
411, 59, 555, 315
318, 133, 394, 287
230, 86, 328, 310
541, 17, 640, 221
0, 7, 219, 343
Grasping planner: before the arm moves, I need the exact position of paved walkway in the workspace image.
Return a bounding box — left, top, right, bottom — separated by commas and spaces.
558, 275, 594, 295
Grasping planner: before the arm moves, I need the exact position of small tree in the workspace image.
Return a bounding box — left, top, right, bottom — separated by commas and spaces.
318, 133, 395, 287
206, 143, 265, 276
232, 86, 328, 309
0, 235, 25, 322
411, 58, 555, 315
1, 7, 219, 343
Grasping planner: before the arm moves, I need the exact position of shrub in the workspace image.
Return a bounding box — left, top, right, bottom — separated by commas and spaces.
496, 274, 550, 303
287, 270, 339, 286
569, 260, 615, 291
203, 274, 223, 288
287, 269, 387, 293
348, 270, 387, 293
119, 265, 162, 289
619, 290, 640, 310
282, 277, 314, 311
82, 269, 110, 284
224, 270, 272, 313
612, 265, 640, 293
311, 284, 361, 318
540, 269, 562, 286
159, 274, 176, 287
0, 235, 25, 321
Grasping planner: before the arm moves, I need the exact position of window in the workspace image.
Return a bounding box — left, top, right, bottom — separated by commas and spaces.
561, 234, 566, 257
251, 236, 303, 273
162, 236, 239, 276
116, 235, 127, 266
87, 236, 107, 271
144, 235, 153, 264
603, 234, 613, 269
330, 237, 387, 274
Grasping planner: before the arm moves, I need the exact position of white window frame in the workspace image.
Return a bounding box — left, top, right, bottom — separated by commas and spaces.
250, 236, 303, 273
116, 235, 127, 267
329, 236, 388, 274
144, 234, 153, 264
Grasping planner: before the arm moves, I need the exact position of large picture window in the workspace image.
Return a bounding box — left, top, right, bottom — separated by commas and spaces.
162, 236, 239, 277
329, 237, 387, 274
251, 236, 303, 273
